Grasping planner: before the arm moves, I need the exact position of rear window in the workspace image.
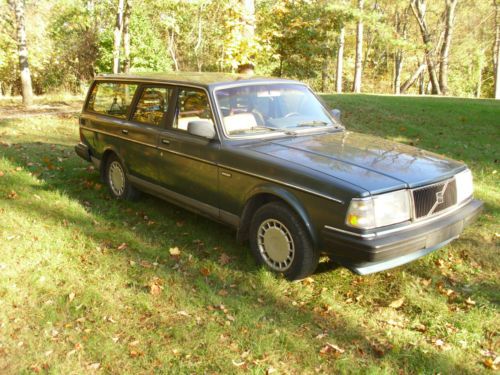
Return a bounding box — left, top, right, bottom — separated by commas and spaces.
87, 82, 138, 119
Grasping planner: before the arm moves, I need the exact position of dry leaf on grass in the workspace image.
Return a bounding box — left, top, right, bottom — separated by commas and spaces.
169, 247, 181, 256
116, 242, 128, 251
319, 342, 345, 356
219, 253, 231, 265
389, 297, 404, 309
200, 267, 210, 277
149, 277, 164, 296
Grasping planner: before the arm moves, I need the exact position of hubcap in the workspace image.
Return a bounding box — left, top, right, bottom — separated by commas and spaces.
257, 219, 295, 271
109, 161, 125, 196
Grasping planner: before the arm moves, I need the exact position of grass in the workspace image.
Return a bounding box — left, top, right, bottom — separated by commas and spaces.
0, 94, 498, 374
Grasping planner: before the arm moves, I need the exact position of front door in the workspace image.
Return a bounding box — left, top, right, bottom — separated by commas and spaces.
157, 87, 220, 213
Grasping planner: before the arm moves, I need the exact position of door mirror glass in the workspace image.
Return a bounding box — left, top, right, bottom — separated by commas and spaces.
187, 120, 216, 139
331, 109, 341, 122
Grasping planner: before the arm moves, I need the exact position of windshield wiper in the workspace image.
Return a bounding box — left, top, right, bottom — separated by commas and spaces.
296, 120, 329, 127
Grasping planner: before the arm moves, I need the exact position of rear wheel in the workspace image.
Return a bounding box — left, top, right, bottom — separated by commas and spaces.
249, 202, 319, 280
105, 155, 138, 200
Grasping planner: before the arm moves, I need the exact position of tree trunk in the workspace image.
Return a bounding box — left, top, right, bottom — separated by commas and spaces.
393, 7, 409, 95
8, 0, 33, 106
394, 52, 404, 94
167, 31, 179, 71
353, 0, 364, 93
494, 0, 500, 99
241, 0, 255, 41
113, 0, 125, 74
401, 63, 427, 93
476, 56, 483, 98
321, 53, 330, 92
411, 0, 441, 95
122, 0, 131, 73
336, 26, 345, 93
439, 0, 458, 95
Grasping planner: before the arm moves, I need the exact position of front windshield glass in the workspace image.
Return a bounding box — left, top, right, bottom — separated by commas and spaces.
215, 83, 337, 137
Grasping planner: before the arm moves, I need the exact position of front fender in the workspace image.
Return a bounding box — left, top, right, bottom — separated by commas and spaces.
243, 184, 319, 247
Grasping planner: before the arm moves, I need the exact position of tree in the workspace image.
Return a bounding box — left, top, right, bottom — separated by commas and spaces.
8, 0, 33, 106
494, 0, 500, 99
352, 0, 364, 93
439, 0, 458, 95
411, 0, 441, 95
393, 6, 410, 94
113, 0, 125, 74
122, 0, 131, 73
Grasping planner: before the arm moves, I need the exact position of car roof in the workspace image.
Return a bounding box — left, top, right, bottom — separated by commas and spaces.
95, 72, 299, 89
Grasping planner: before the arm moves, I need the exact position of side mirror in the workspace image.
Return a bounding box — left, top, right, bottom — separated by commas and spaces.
331, 109, 341, 122
187, 120, 216, 140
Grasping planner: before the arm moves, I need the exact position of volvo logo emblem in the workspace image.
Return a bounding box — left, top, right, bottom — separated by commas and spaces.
436, 191, 444, 204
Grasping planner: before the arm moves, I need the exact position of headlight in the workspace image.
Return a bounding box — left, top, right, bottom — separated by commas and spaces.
455, 169, 473, 203
346, 190, 411, 229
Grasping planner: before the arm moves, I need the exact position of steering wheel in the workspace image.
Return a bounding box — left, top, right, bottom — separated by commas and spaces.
284, 112, 301, 118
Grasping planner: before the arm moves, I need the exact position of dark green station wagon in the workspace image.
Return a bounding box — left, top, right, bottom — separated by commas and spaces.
75, 72, 483, 280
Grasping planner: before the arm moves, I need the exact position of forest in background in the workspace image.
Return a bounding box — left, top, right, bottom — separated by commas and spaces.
1, 0, 500, 106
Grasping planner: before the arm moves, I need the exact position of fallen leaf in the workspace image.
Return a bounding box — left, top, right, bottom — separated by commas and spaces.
464, 297, 476, 306
413, 323, 427, 332
68, 292, 76, 302
140, 260, 152, 268
218, 289, 228, 297
169, 247, 181, 256
0, 171, 4, 177
117, 243, 128, 251
200, 267, 210, 277
87, 363, 100, 370
389, 298, 404, 309
302, 277, 315, 285
149, 277, 163, 296
7, 190, 18, 199
219, 253, 231, 266
319, 342, 345, 356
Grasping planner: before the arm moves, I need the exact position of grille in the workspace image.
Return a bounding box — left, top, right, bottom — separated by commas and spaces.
412, 179, 457, 219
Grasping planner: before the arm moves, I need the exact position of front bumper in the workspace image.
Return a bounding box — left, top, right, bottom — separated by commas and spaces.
322, 199, 483, 275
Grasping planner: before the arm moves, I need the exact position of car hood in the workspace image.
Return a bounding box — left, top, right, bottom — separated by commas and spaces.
249, 131, 464, 195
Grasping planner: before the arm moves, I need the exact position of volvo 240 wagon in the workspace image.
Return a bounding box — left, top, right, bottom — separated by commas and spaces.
75, 72, 483, 280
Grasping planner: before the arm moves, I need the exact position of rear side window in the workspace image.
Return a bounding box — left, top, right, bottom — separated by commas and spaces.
87, 82, 138, 119
132, 87, 173, 126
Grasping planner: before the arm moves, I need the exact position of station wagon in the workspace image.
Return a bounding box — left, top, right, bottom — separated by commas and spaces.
75, 72, 483, 280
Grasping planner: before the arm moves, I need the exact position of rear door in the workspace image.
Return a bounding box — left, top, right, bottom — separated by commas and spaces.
123, 85, 175, 182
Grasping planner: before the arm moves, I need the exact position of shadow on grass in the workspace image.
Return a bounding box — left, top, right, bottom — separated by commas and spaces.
0, 140, 481, 374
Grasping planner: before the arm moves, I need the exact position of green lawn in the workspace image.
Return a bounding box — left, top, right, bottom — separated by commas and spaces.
0, 94, 498, 374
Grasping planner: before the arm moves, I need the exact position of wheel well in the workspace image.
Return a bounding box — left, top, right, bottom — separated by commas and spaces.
237, 193, 294, 243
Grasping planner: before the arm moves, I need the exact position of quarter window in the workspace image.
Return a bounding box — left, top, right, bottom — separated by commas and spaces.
87, 82, 137, 119
132, 87, 173, 126
174, 88, 214, 131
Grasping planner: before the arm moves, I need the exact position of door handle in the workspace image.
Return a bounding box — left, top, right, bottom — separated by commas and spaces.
161, 139, 170, 145
121, 129, 129, 135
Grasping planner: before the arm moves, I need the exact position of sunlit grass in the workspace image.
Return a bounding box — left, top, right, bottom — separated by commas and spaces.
0, 94, 498, 373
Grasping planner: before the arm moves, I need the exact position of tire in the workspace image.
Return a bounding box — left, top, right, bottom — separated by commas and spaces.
249, 201, 319, 280
105, 155, 138, 200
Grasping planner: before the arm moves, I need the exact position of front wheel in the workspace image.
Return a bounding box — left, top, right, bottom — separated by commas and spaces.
249, 202, 319, 280
105, 155, 138, 200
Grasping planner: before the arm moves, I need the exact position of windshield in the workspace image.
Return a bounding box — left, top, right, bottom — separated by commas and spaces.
215, 83, 338, 137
